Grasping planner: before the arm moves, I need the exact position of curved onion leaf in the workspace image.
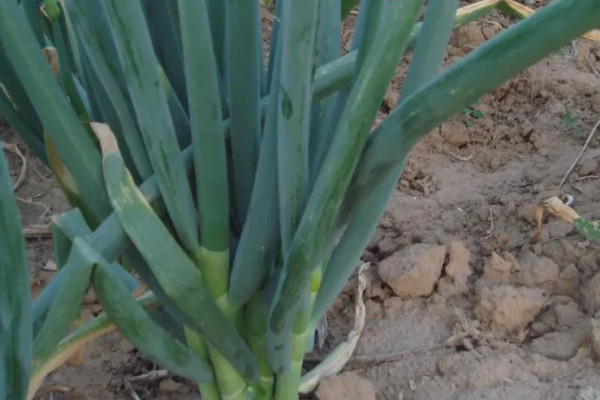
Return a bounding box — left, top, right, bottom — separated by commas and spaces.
93, 263, 213, 383
33, 238, 95, 361
95, 124, 258, 380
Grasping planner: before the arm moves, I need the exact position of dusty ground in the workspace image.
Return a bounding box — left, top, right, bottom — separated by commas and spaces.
3, 6, 600, 400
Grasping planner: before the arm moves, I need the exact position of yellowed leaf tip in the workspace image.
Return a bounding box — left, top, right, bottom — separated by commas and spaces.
42, 47, 58, 78
533, 196, 581, 242
90, 122, 121, 157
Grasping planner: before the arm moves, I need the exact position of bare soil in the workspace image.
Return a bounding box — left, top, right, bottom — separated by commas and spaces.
3, 8, 600, 400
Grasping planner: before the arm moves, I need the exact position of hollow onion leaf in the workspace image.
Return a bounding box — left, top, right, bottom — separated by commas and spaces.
141, 0, 187, 111
0, 42, 42, 138
33, 239, 96, 361
229, 39, 283, 306
311, 0, 382, 182
309, 0, 341, 184
278, 0, 319, 254
225, 0, 261, 223
103, 0, 200, 256
0, 140, 31, 400
207, 0, 227, 86
178, 0, 229, 257
402, 0, 461, 98
62, 0, 153, 180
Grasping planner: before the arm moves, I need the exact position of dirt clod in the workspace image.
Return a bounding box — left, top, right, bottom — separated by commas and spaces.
440, 121, 471, 147
479, 252, 518, 286
438, 241, 472, 298
554, 301, 584, 327
530, 331, 582, 361
517, 252, 560, 293
378, 244, 446, 298
475, 285, 547, 335
315, 372, 376, 400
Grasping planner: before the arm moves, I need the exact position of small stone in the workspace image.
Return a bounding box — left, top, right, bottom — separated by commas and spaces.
579, 158, 599, 176
475, 285, 547, 335
554, 301, 584, 327
159, 379, 190, 394
584, 274, 600, 313
315, 372, 377, 400
530, 331, 581, 361
43, 260, 57, 271
378, 244, 446, 298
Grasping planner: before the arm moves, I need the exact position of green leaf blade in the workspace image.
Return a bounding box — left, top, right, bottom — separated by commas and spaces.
0, 142, 32, 400
178, 0, 229, 255
278, 0, 320, 253
225, 0, 262, 223
63, 0, 153, 180
103, 0, 199, 255
33, 239, 95, 361
229, 40, 283, 307
401, 0, 461, 98
93, 263, 214, 383
100, 141, 258, 380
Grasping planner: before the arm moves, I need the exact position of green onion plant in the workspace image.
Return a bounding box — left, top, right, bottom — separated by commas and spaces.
1, 0, 599, 399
